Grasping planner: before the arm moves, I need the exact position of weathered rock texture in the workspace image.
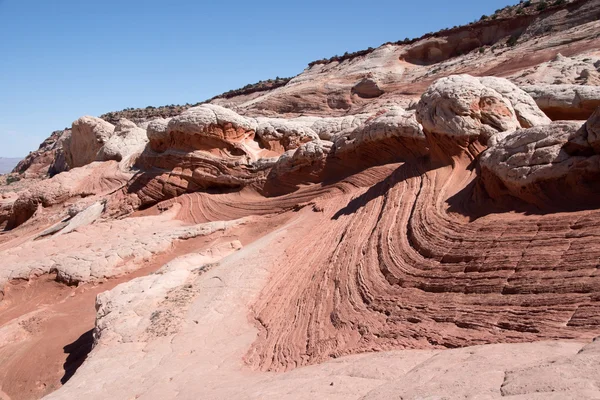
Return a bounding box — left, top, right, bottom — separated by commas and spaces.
11, 130, 69, 177
4, 161, 131, 230
416, 74, 550, 158
133, 104, 275, 206
510, 53, 600, 86
0, 206, 243, 288
66, 117, 115, 168
523, 84, 600, 120
481, 117, 600, 209
1, 2, 600, 400
96, 119, 148, 163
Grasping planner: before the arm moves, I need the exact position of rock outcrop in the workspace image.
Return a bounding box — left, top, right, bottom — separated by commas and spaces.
481, 108, 600, 209
416, 75, 548, 158
351, 77, 384, 98
478, 76, 551, 128
510, 53, 600, 86
0, 206, 244, 287
66, 117, 115, 168
133, 105, 272, 206
96, 119, 148, 163
11, 130, 69, 177
263, 140, 333, 195
255, 118, 320, 152
145, 118, 171, 152
522, 84, 600, 120
5, 161, 131, 229
3, 2, 600, 400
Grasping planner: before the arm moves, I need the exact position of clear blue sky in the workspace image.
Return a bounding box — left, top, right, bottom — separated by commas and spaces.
0, 0, 515, 157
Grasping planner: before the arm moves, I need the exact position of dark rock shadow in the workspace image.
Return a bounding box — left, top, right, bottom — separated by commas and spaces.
445, 168, 600, 220
61, 329, 94, 385
332, 160, 429, 220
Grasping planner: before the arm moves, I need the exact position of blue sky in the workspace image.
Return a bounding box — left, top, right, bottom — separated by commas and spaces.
0, 0, 515, 157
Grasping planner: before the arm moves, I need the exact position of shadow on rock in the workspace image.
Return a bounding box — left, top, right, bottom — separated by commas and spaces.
61, 329, 94, 385
332, 160, 428, 220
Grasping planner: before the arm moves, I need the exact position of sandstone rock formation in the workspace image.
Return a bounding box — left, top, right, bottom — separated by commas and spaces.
5, 161, 131, 230
0, 206, 244, 287
255, 118, 320, 152
96, 119, 148, 163
351, 77, 384, 98
416, 74, 549, 157
481, 108, 600, 209
66, 117, 115, 168
263, 140, 333, 195
478, 76, 552, 128
11, 130, 69, 178
133, 104, 275, 206
510, 53, 600, 86
145, 118, 171, 152
0, 192, 17, 230
523, 84, 600, 120
2, 2, 600, 400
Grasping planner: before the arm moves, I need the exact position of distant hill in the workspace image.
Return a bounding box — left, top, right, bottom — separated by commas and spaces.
0, 157, 22, 174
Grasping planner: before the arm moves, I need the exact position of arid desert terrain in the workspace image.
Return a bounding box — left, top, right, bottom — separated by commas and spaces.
2, 0, 600, 398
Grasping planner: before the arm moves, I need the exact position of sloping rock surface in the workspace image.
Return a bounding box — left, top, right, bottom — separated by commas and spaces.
1, 3, 600, 400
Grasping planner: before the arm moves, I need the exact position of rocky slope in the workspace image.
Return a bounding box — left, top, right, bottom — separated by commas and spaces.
2, 1, 600, 399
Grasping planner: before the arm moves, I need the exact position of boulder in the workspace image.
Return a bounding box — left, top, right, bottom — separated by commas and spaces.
57, 201, 106, 236
255, 118, 319, 152
417, 75, 519, 142
480, 114, 600, 209
96, 118, 148, 163
416, 75, 547, 158
166, 104, 257, 144
67, 117, 115, 168
522, 84, 600, 120
146, 118, 172, 152
478, 77, 551, 128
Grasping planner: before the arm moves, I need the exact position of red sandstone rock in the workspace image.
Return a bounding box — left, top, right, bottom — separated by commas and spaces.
2, 3, 600, 400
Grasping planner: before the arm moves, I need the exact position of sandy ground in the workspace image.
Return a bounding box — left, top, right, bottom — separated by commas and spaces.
0, 211, 288, 400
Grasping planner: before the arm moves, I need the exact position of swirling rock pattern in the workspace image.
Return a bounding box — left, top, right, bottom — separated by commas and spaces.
247, 148, 600, 373
3, 3, 600, 398
243, 103, 600, 372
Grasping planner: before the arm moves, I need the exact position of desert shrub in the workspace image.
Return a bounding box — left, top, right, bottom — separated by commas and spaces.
6, 175, 20, 185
